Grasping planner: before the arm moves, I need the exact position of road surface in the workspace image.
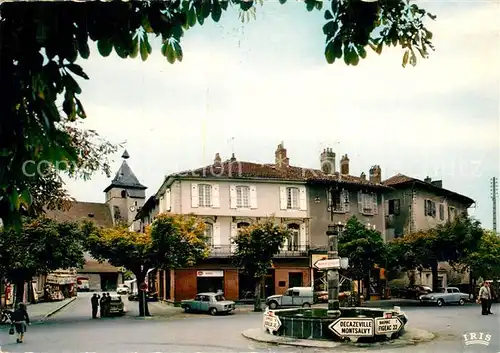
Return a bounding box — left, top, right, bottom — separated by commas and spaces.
0, 293, 498, 353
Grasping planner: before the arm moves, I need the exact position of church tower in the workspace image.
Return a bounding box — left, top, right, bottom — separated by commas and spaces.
104, 150, 147, 225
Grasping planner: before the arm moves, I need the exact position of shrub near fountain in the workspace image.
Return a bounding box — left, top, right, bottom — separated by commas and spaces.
265, 307, 408, 343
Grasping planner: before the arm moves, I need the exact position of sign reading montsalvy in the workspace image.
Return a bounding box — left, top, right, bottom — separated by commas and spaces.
313, 258, 341, 270
329, 318, 374, 338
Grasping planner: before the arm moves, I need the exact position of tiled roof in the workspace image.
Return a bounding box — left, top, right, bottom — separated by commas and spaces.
79, 259, 121, 273
103, 159, 147, 192
382, 173, 474, 205
170, 161, 387, 188
44, 201, 113, 228
382, 173, 415, 186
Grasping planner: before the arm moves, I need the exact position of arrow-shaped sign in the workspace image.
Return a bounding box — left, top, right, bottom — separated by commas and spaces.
314, 258, 341, 270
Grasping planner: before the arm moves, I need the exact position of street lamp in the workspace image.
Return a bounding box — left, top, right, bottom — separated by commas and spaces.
326, 221, 344, 317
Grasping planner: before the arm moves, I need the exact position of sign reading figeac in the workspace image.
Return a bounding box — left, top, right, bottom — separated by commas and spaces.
375, 316, 403, 336
329, 318, 374, 339
263, 311, 282, 333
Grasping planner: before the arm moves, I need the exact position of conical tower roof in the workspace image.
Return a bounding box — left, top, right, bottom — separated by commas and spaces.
103, 150, 147, 192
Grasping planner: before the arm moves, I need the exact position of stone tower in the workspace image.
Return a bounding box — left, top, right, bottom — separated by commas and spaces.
104, 150, 147, 225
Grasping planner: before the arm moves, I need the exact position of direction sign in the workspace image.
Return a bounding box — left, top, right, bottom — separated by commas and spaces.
263, 312, 282, 333
375, 317, 403, 335
314, 258, 341, 270
329, 317, 374, 338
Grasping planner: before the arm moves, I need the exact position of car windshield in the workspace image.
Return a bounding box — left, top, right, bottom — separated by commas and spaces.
110, 297, 122, 302
215, 295, 225, 301
436, 288, 446, 293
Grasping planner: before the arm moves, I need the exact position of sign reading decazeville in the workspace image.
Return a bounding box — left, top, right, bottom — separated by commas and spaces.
329, 318, 374, 337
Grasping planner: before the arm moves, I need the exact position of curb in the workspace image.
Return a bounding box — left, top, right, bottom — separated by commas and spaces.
42, 297, 77, 320
242, 326, 435, 349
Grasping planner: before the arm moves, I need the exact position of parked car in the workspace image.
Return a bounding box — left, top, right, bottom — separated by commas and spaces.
117, 285, 129, 295
128, 292, 158, 302
401, 285, 432, 300
266, 287, 314, 309
420, 287, 469, 307
181, 292, 235, 315
108, 295, 125, 315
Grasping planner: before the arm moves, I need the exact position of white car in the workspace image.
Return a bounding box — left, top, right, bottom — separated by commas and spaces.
117, 285, 129, 295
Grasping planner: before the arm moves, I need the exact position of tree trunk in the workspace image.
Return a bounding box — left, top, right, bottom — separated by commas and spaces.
253, 277, 263, 312
364, 274, 370, 301
431, 261, 439, 291
357, 279, 361, 304
135, 271, 150, 317
14, 278, 25, 304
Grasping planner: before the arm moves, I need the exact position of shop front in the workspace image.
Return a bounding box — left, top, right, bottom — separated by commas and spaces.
45, 271, 77, 301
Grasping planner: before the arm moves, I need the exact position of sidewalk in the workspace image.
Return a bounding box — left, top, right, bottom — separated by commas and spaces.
27, 297, 77, 322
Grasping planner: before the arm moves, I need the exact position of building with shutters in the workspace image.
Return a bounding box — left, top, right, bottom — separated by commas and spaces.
381, 174, 475, 289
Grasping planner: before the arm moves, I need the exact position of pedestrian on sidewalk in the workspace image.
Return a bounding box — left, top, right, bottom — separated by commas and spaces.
99, 293, 106, 317
10, 303, 30, 343
91, 294, 99, 319
478, 282, 491, 315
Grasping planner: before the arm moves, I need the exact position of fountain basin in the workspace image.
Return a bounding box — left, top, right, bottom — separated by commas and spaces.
265, 307, 407, 343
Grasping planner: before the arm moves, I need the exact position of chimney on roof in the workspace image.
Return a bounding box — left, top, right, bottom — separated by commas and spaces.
431, 180, 442, 188
360, 172, 366, 180
214, 153, 222, 166
424, 176, 432, 183
369, 165, 381, 184
320, 148, 336, 175
275, 142, 289, 168
229, 153, 237, 162
340, 154, 350, 175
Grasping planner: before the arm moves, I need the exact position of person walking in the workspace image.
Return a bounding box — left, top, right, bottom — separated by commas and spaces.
10, 303, 30, 343
479, 282, 491, 315
91, 294, 100, 318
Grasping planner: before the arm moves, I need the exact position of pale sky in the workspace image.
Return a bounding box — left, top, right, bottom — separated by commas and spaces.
64, 1, 499, 229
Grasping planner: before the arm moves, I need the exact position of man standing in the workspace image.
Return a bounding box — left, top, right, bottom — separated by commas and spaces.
479, 282, 491, 315
104, 293, 111, 317
487, 282, 495, 315
91, 294, 99, 319
99, 293, 106, 317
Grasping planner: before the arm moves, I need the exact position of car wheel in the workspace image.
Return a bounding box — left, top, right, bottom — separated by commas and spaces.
269, 301, 278, 310
302, 302, 311, 308
437, 299, 444, 307
184, 306, 191, 313
209, 307, 217, 316
459, 298, 465, 306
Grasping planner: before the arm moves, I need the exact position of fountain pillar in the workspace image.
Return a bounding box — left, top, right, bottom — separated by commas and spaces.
326, 223, 343, 317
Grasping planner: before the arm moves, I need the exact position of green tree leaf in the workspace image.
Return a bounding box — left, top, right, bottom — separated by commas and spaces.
97, 38, 113, 57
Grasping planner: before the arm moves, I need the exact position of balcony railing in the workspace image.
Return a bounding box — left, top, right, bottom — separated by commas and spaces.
208, 244, 310, 258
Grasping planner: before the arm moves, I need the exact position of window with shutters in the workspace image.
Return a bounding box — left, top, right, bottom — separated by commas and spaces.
439, 204, 445, 220
358, 192, 376, 214
236, 186, 250, 208
388, 199, 400, 215
327, 190, 349, 212
424, 199, 436, 217
287, 224, 300, 251
286, 187, 300, 209
449, 206, 456, 221
198, 184, 212, 207
204, 223, 213, 247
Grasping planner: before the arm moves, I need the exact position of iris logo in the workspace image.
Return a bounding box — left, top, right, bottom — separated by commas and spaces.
463, 332, 492, 346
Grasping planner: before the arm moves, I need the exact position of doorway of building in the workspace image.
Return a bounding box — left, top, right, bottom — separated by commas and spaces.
100, 273, 118, 291
289, 272, 303, 288
263, 269, 275, 298
197, 276, 224, 293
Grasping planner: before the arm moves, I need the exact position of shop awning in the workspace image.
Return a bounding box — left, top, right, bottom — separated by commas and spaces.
46, 273, 76, 285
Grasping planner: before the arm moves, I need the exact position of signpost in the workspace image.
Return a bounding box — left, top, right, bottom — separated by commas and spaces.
263, 311, 282, 333
374, 316, 403, 336
329, 317, 374, 341
314, 258, 341, 270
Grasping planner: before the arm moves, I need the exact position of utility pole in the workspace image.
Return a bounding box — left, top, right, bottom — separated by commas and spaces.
491, 177, 498, 233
